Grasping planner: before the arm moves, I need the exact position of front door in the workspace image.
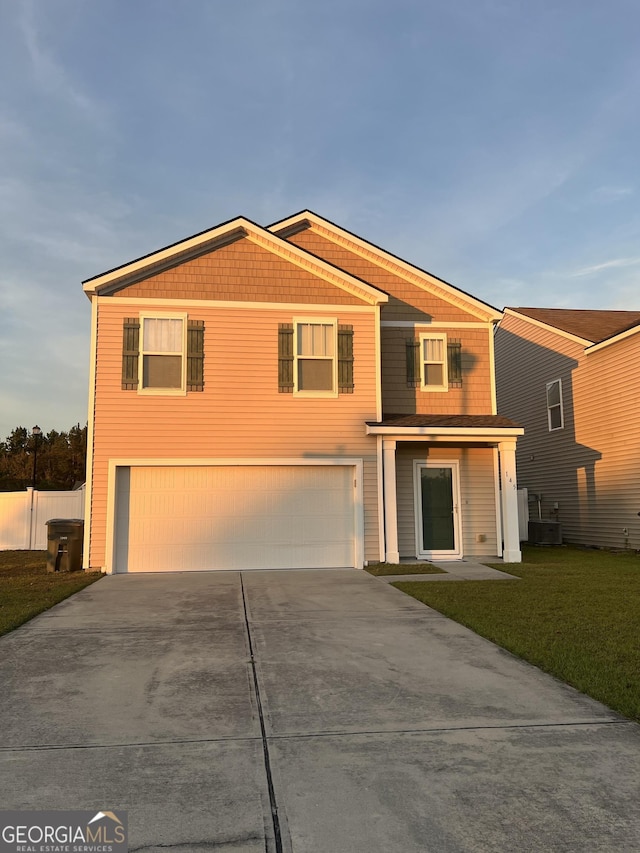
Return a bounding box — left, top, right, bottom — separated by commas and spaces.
414, 461, 462, 559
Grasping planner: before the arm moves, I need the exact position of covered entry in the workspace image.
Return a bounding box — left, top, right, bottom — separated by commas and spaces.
110, 461, 361, 572
367, 415, 524, 563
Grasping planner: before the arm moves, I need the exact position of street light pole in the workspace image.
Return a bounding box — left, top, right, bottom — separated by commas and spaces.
31, 425, 42, 489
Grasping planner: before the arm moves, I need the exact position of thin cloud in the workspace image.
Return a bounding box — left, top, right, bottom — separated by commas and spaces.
570, 257, 640, 277
19, 1, 107, 129
592, 185, 634, 201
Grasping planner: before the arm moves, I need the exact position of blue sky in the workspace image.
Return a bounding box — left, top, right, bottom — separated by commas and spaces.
1, 0, 639, 440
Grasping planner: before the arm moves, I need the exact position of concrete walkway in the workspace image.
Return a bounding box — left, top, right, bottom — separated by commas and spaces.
376, 557, 519, 582
1, 570, 639, 852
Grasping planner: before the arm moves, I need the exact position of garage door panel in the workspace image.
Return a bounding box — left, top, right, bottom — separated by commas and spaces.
117, 465, 357, 572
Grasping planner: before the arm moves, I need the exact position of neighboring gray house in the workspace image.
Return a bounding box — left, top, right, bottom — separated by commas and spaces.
495, 307, 640, 550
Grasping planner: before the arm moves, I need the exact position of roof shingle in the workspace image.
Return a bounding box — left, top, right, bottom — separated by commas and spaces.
509, 307, 640, 344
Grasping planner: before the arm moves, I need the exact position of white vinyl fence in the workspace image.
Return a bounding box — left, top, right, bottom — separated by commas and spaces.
0, 487, 85, 550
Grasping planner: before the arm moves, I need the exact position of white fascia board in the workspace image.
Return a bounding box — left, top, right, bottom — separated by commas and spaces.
269, 211, 502, 322
585, 323, 640, 353
502, 309, 591, 347
365, 425, 524, 440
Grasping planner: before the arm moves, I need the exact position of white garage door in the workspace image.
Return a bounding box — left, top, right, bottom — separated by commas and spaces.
115, 465, 357, 572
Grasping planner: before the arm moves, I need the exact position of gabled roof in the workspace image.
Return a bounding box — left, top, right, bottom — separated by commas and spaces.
268, 210, 502, 322
507, 307, 640, 345
82, 216, 388, 306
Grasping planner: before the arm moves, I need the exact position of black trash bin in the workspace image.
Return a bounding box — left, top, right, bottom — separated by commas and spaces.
46, 519, 84, 573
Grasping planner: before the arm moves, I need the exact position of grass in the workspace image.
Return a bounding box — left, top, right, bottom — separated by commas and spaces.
365, 562, 446, 576
393, 545, 640, 722
0, 550, 102, 637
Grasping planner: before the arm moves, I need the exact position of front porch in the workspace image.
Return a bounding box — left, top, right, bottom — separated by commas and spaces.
366, 415, 524, 564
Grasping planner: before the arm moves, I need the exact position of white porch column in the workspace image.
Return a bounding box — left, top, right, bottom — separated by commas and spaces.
499, 439, 521, 563
382, 439, 399, 563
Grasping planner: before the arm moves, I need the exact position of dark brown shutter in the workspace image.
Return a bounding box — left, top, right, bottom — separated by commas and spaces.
187, 320, 205, 391
122, 318, 140, 390
338, 325, 354, 393
406, 338, 420, 387
278, 323, 294, 392
447, 340, 462, 386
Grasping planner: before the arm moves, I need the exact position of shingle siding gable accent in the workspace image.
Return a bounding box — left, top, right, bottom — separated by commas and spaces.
120, 237, 366, 304
284, 225, 494, 321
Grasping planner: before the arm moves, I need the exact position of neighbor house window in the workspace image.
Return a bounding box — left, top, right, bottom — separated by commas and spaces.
546, 379, 564, 430
121, 314, 204, 393
420, 334, 448, 391
294, 320, 337, 395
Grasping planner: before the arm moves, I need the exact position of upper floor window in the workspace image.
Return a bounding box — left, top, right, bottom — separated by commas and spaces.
546, 379, 564, 431
420, 334, 448, 392
141, 316, 185, 391
278, 320, 353, 395
294, 320, 338, 396
122, 315, 204, 393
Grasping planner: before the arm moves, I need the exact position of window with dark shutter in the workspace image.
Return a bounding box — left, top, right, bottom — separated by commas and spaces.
278, 323, 294, 392
447, 340, 462, 387
122, 315, 204, 393
406, 339, 420, 388
122, 318, 140, 390
338, 325, 354, 393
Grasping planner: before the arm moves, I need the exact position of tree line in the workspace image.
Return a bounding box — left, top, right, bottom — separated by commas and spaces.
0, 424, 87, 491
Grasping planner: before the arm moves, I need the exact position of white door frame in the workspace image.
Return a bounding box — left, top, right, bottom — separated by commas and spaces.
413, 459, 463, 560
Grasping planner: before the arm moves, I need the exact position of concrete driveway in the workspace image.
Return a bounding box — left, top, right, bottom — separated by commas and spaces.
1, 569, 639, 852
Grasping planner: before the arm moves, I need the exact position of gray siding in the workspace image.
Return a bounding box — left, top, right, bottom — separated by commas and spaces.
495, 315, 640, 549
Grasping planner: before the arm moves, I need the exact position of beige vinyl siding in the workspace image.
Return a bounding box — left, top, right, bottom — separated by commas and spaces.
396, 444, 498, 557
122, 236, 364, 304
89, 302, 379, 569
381, 326, 494, 414
286, 227, 479, 322
496, 315, 640, 549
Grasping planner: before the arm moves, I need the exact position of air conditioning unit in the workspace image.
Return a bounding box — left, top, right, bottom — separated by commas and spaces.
528, 520, 562, 545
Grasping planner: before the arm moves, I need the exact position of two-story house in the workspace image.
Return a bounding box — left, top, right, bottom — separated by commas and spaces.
81, 211, 523, 574
495, 307, 640, 550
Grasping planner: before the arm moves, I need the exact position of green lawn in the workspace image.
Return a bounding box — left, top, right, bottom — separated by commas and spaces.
393, 545, 640, 722
365, 562, 446, 576
0, 550, 102, 637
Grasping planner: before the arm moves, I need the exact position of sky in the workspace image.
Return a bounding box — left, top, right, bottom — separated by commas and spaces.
1, 0, 640, 441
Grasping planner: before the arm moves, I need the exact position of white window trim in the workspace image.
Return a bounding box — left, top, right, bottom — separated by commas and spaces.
419, 332, 448, 392
138, 312, 188, 396
546, 378, 564, 431
293, 318, 338, 398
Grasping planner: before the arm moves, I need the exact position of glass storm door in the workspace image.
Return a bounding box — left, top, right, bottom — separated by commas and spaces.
415, 462, 461, 558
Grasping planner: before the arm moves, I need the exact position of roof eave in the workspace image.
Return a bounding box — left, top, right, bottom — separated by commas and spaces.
501, 308, 593, 346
